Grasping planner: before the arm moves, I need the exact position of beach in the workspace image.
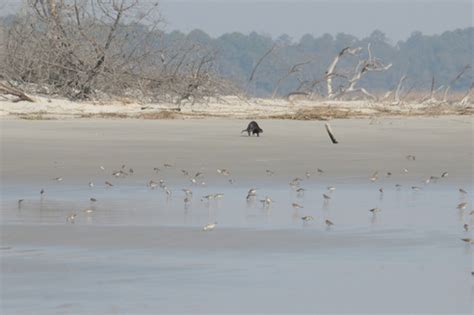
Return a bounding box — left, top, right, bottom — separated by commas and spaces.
1, 116, 473, 314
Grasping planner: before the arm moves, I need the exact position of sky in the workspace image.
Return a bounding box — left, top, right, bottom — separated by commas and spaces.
1, 0, 472, 42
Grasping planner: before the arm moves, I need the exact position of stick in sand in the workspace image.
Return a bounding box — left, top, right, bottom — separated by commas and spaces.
325, 123, 338, 144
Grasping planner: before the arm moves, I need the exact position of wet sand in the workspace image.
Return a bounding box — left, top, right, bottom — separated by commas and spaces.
1, 117, 473, 314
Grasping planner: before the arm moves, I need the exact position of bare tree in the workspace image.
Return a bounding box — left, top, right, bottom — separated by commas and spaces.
325, 44, 392, 100
248, 44, 277, 83
271, 59, 312, 98
442, 64, 471, 102
2, 0, 232, 103
394, 75, 407, 104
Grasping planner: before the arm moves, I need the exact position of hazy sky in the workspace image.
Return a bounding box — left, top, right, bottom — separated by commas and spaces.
1, 0, 472, 42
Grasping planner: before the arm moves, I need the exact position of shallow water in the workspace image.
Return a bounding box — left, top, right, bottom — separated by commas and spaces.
1, 177, 473, 314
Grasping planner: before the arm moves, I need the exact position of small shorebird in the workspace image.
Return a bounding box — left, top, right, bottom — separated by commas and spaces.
265, 169, 274, 176
305, 171, 311, 179
105, 181, 114, 187
246, 188, 257, 200
323, 194, 331, 200
289, 178, 302, 188
461, 238, 474, 244
182, 188, 193, 196
441, 172, 448, 178
195, 172, 204, 178
292, 203, 303, 209
463, 224, 469, 232
213, 193, 224, 199
296, 188, 305, 196
163, 186, 172, 196
327, 186, 336, 192
100, 166, 105, 170
164, 163, 173, 168
181, 169, 189, 176
430, 176, 440, 182
228, 179, 235, 184
406, 155, 416, 161
369, 207, 381, 214
379, 188, 384, 193
112, 171, 124, 177
402, 168, 409, 174
184, 196, 191, 206
90, 198, 97, 202
457, 202, 467, 210
190, 178, 197, 185
18, 199, 24, 208
88, 181, 94, 188
386, 172, 392, 176
129, 168, 134, 174
411, 186, 422, 191
149, 180, 158, 189
202, 194, 214, 201
40, 189, 44, 196
260, 196, 274, 207
153, 167, 160, 173
83, 209, 93, 214
395, 184, 402, 189
217, 169, 230, 176
66, 213, 77, 223
301, 216, 314, 222
459, 188, 468, 194
203, 222, 217, 231
317, 168, 324, 174
370, 171, 379, 182
53, 177, 63, 182
325, 219, 334, 227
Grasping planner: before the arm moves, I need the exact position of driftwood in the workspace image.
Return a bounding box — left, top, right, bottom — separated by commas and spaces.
443, 64, 471, 102
326, 44, 392, 100
0, 82, 35, 102
325, 123, 338, 144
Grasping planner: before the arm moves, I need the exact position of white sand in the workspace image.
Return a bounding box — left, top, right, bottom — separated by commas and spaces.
1, 94, 472, 119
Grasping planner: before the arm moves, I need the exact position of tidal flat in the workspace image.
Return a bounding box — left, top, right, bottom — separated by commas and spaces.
1, 117, 473, 314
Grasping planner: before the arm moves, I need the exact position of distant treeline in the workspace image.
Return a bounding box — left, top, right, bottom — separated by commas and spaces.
169, 28, 473, 97
1, 11, 472, 98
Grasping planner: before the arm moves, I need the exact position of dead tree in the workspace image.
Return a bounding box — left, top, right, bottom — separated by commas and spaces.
248, 44, 276, 82
272, 60, 312, 98
2, 1, 232, 103
460, 83, 473, 105
394, 75, 407, 104
325, 47, 361, 98
325, 44, 392, 100
442, 64, 471, 102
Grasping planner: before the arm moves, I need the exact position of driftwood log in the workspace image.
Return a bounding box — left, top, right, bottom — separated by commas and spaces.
0, 82, 35, 102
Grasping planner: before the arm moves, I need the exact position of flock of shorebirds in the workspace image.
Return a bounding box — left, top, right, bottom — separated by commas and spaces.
16, 152, 472, 242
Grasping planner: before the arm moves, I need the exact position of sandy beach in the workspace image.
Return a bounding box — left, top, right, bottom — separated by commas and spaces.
1, 116, 473, 314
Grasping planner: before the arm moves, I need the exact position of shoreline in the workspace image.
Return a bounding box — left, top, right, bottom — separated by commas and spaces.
1, 95, 472, 120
